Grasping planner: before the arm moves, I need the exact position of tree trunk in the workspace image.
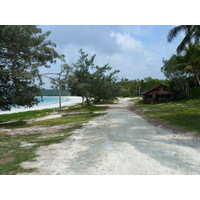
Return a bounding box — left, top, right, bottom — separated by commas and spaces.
82, 97, 84, 106
86, 97, 90, 106
196, 73, 200, 86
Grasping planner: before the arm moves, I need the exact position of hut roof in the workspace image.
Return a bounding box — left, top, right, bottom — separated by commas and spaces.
143, 84, 178, 95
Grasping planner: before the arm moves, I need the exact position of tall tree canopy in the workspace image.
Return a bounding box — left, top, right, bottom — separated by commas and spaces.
119, 77, 167, 97
161, 55, 191, 95
68, 49, 120, 105
163, 25, 200, 98
161, 43, 200, 96
0, 25, 63, 111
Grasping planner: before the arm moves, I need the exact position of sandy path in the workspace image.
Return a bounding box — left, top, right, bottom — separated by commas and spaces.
21, 98, 200, 175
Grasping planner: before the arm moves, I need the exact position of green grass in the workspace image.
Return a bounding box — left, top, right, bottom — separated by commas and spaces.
0, 131, 72, 175
0, 108, 55, 123
63, 104, 108, 113
135, 100, 200, 133
30, 113, 103, 127
129, 98, 141, 102
0, 104, 107, 174
0, 104, 108, 129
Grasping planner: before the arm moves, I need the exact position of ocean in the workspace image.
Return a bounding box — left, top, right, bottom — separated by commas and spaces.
0, 96, 82, 114
36, 96, 67, 105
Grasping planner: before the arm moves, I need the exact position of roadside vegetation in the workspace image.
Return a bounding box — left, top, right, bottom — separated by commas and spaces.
0, 109, 55, 124
0, 104, 107, 123
135, 99, 200, 133
0, 104, 107, 175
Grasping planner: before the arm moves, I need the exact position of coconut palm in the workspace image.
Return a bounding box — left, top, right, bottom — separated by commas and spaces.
167, 25, 200, 54
182, 42, 200, 86
164, 43, 200, 87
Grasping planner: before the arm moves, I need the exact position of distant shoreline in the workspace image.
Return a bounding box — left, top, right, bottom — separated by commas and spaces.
0, 96, 82, 115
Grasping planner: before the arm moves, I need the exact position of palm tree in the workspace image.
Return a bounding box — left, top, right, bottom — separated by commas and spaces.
165, 43, 200, 87
182, 42, 200, 86
167, 25, 200, 54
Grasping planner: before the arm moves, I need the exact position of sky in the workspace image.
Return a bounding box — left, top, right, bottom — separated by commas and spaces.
39, 25, 183, 89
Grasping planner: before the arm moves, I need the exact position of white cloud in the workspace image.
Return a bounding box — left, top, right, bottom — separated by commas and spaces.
110, 32, 144, 52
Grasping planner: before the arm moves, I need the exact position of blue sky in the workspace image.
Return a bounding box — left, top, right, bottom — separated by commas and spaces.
39, 25, 183, 89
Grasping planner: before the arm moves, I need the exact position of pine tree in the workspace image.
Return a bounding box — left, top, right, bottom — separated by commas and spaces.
0, 25, 63, 110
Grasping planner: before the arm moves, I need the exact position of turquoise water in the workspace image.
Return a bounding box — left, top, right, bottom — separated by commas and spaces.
36, 96, 65, 105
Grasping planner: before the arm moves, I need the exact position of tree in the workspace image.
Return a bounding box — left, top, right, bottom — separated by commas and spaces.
162, 43, 200, 94
181, 42, 200, 86
0, 25, 63, 111
90, 64, 120, 103
119, 77, 166, 97
68, 49, 95, 105
167, 25, 200, 54
161, 55, 191, 95
68, 49, 120, 105
140, 77, 164, 93
119, 78, 142, 97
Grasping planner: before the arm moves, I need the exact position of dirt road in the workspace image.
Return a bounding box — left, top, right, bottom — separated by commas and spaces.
21, 98, 200, 174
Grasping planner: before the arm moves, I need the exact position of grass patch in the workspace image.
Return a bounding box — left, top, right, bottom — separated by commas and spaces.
0, 104, 107, 174
129, 98, 141, 102
0, 108, 55, 123
63, 104, 108, 112
0, 131, 72, 175
0, 121, 28, 129
93, 98, 118, 104
30, 113, 103, 127
0, 105, 108, 129
135, 100, 200, 133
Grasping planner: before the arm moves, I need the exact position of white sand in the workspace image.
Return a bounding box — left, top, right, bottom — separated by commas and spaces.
0, 96, 82, 115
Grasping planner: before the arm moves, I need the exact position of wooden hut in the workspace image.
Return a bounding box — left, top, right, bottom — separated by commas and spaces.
142, 84, 178, 103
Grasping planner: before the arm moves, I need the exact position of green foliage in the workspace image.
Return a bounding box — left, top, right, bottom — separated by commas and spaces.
119, 77, 167, 97
161, 54, 191, 95
68, 49, 120, 105
68, 49, 94, 104
50, 64, 72, 91
119, 78, 140, 97
167, 25, 200, 54
162, 43, 200, 96
187, 87, 200, 99
165, 25, 200, 99
91, 64, 120, 103
140, 77, 166, 93
40, 89, 70, 96
0, 25, 63, 111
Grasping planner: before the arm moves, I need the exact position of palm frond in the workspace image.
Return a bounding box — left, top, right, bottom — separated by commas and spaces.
177, 31, 193, 54
167, 25, 189, 42
193, 25, 200, 44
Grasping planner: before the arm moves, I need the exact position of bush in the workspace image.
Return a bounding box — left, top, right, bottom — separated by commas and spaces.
187, 87, 200, 99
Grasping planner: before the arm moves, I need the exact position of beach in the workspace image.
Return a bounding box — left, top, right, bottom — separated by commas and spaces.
0, 96, 82, 115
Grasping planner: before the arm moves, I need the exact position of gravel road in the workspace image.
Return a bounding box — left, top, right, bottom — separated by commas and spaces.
21, 98, 200, 175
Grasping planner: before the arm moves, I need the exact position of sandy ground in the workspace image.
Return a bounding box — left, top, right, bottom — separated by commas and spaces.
0, 96, 82, 114
20, 98, 200, 175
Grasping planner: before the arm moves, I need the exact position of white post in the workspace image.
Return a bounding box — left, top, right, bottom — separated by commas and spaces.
59, 73, 61, 110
